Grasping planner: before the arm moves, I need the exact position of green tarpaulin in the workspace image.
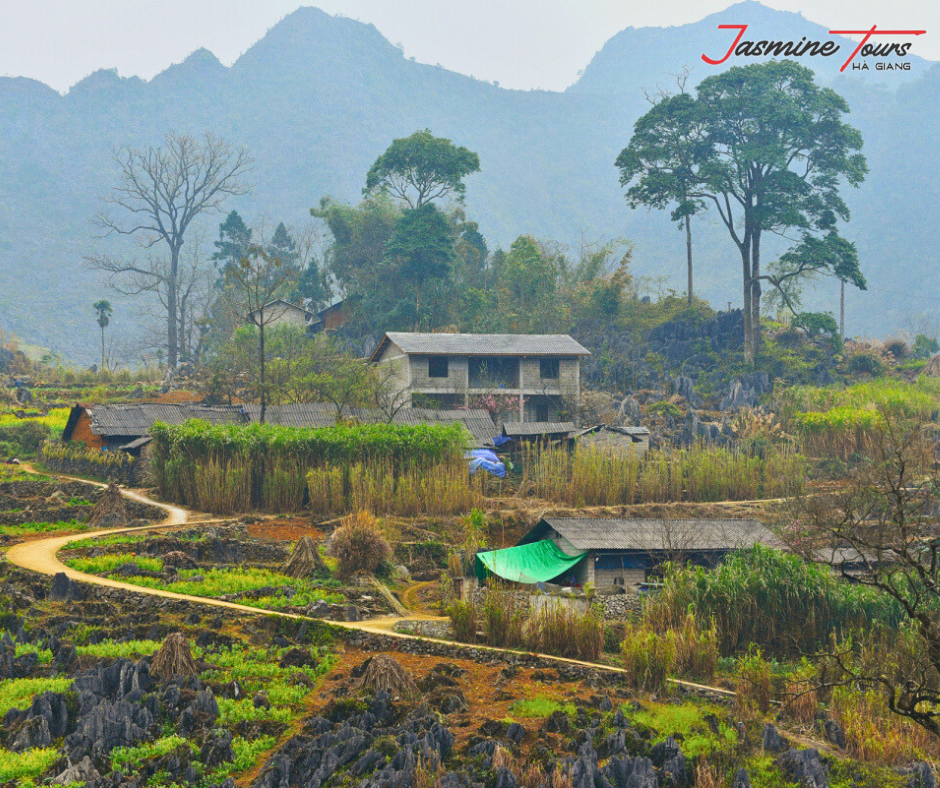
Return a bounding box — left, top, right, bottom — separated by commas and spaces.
475, 540, 587, 584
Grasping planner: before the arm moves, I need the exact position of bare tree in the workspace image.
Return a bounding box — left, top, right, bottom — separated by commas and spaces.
88, 132, 252, 368
224, 245, 297, 423
796, 412, 940, 739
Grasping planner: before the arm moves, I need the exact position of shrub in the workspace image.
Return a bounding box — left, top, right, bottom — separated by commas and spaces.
523, 602, 604, 661
621, 629, 676, 692
735, 648, 773, 714
645, 545, 903, 657
846, 350, 886, 376
329, 511, 392, 578
0, 420, 50, 457
479, 582, 525, 649
884, 338, 909, 360
447, 599, 478, 643
912, 334, 939, 360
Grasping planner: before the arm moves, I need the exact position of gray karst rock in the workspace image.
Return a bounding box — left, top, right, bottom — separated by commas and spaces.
777, 748, 829, 788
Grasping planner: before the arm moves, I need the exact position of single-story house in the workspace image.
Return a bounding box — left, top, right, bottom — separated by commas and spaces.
499, 422, 577, 447
63, 402, 500, 453
476, 517, 778, 588
570, 425, 651, 457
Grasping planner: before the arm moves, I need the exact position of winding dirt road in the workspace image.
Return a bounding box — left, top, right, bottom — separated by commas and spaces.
2, 471, 735, 693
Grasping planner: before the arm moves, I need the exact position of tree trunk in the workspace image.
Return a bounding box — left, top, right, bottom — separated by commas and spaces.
741, 245, 754, 364
167, 247, 180, 369
750, 230, 762, 358
685, 214, 693, 307
100, 325, 105, 373
259, 315, 266, 425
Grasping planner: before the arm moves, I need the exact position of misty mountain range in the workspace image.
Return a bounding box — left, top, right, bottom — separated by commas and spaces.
1, 1, 938, 364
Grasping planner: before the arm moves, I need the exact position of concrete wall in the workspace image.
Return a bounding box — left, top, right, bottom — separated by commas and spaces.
376, 343, 412, 408
410, 355, 469, 394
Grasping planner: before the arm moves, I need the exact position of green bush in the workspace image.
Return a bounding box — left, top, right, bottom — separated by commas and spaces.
846, 351, 886, 376
645, 545, 904, 656
0, 421, 50, 457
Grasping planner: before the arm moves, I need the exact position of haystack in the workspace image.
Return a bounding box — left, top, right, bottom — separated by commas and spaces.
923, 355, 940, 377
282, 536, 329, 578
354, 655, 420, 702
88, 483, 129, 528
151, 632, 198, 680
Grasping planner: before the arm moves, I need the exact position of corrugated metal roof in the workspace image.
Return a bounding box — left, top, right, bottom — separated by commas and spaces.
538, 518, 778, 552
89, 404, 246, 435
503, 422, 576, 437
570, 425, 651, 439
374, 332, 591, 360
80, 403, 497, 447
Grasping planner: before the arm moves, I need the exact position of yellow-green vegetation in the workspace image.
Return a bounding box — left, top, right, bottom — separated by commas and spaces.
0, 519, 91, 537
13, 642, 52, 664
198, 642, 336, 727
781, 377, 940, 458
211, 736, 277, 781
627, 701, 736, 758
63, 556, 344, 611
65, 553, 163, 574
150, 420, 470, 514
0, 746, 62, 787
0, 465, 47, 483
621, 614, 718, 691
509, 696, 576, 718
644, 545, 903, 656
75, 640, 163, 659
522, 443, 805, 506
0, 407, 71, 434
0, 677, 72, 717
110, 735, 189, 772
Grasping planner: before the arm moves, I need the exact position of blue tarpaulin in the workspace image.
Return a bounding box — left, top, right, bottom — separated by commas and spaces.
466, 449, 506, 478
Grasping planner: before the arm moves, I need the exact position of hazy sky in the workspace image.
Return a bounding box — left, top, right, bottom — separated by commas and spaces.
1, 0, 936, 93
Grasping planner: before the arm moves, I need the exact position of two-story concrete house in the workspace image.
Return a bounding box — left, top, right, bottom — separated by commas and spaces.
369, 332, 591, 422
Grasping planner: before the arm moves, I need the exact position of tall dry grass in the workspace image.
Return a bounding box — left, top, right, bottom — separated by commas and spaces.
520, 442, 805, 506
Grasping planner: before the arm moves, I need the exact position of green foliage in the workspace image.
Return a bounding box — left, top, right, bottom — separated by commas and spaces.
628, 701, 737, 759
93, 566, 343, 610
150, 419, 468, 514
66, 553, 163, 575
110, 736, 189, 772
0, 420, 51, 457
0, 677, 72, 717
364, 128, 480, 208
846, 351, 886, 377
646, 545, 904, 656
210, 736, 277, 781
621, 629, 676, 692
912, 334, 939, 360
447, 599, 478, 643
646, 400, 683, 419
76, 640, 163, 659
793, 311, 840, 342
0, 519, 90, 537
0, 747, 61, 786
509, 696, 576, 718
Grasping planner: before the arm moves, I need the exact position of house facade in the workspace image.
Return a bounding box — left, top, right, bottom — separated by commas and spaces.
369, 332, 591, 422
515, 517, 778, 588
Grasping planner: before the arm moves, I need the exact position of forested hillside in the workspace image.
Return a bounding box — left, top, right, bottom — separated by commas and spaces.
0, 1, 937, 362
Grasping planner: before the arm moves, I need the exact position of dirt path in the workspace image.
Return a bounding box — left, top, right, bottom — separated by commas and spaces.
3, 469, 735, 692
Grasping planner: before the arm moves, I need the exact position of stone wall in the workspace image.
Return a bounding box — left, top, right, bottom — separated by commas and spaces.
470, 585, 644, 621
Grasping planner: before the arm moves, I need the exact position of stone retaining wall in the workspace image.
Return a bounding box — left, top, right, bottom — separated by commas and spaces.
470, 586, 645, 621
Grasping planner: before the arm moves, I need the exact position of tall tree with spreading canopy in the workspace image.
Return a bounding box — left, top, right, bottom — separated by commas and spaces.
364, 129, 480, 208
616, 76, 709, 307
89, 132, 252, 368
618, 61, 867, 362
